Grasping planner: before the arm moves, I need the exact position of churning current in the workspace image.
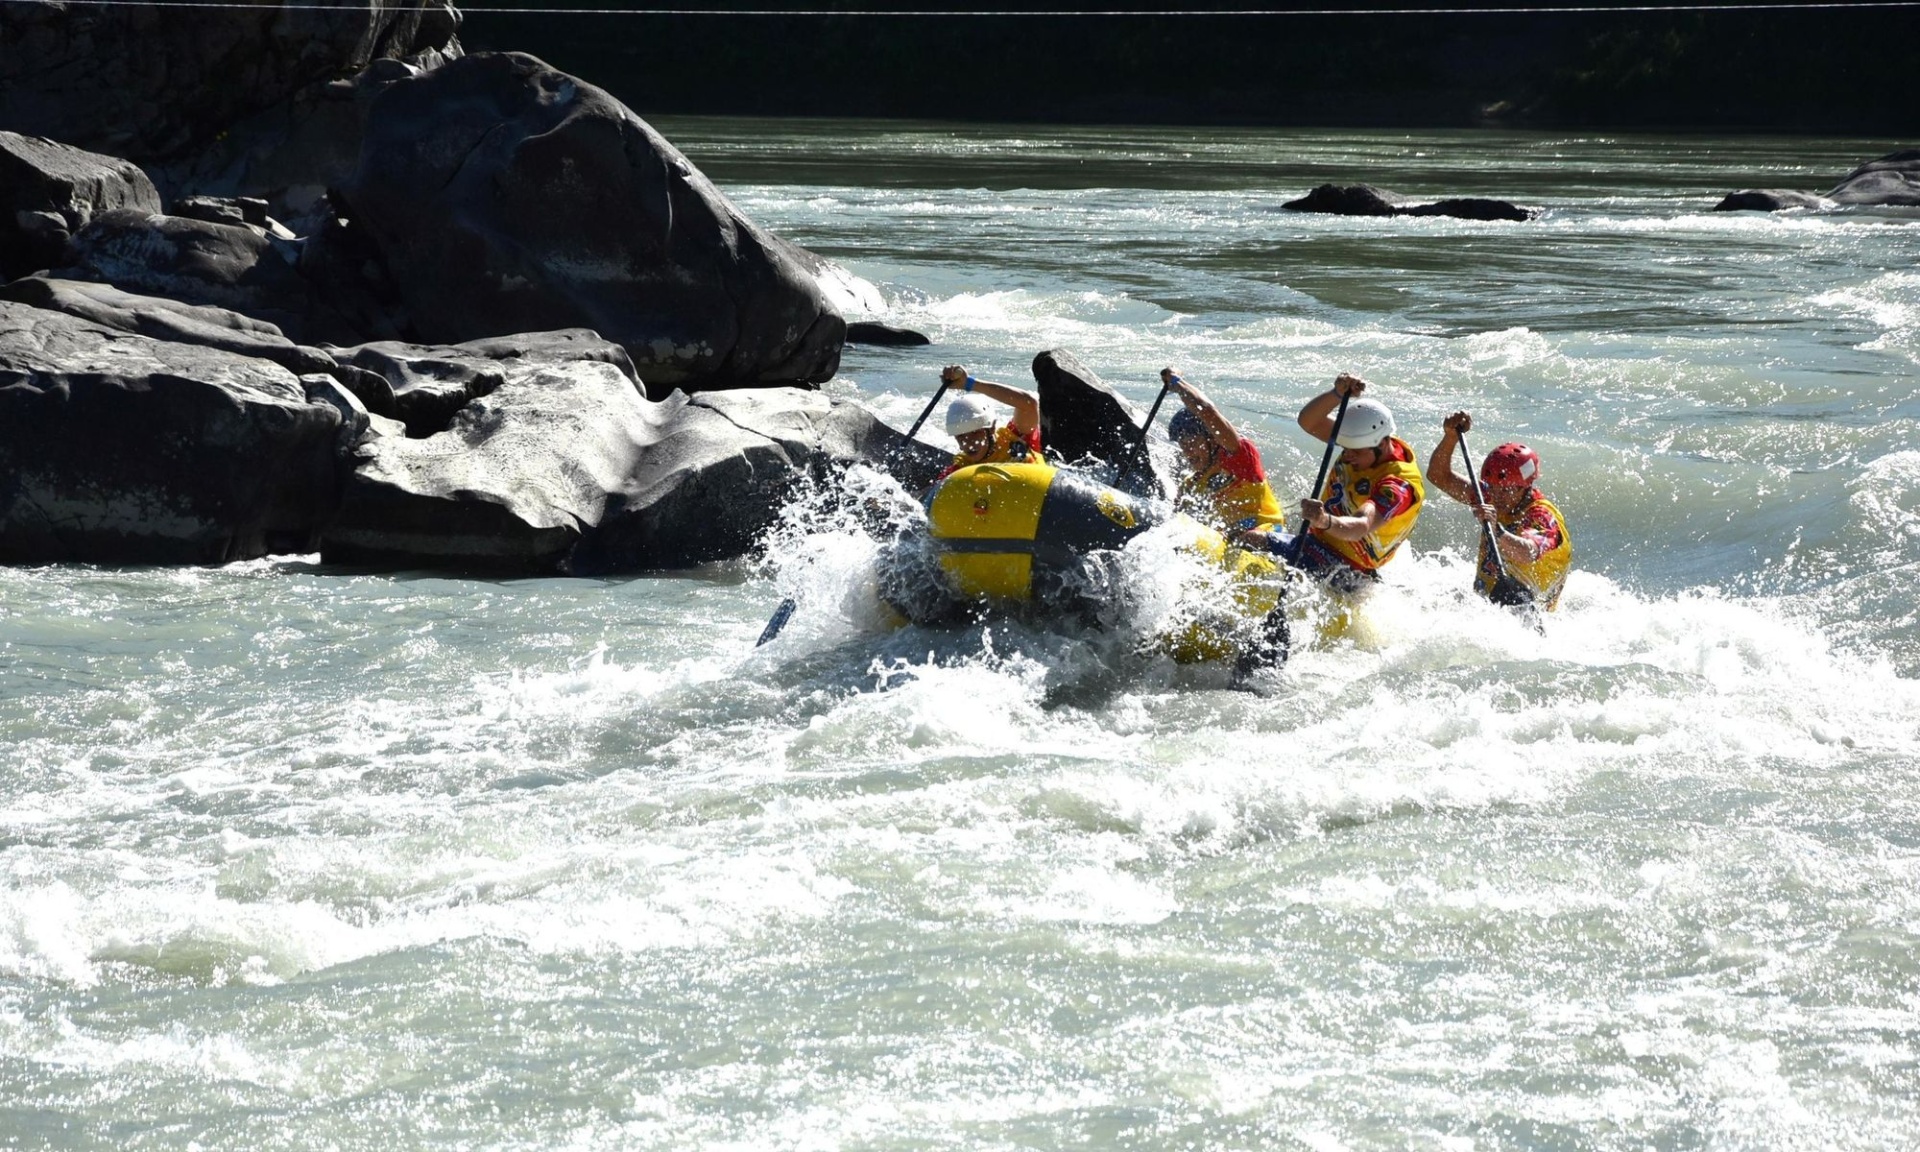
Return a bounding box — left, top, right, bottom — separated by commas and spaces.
3, 124, 1918, 1150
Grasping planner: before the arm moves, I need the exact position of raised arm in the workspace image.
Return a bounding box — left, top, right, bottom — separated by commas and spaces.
1426, 411, 1478, 505
942, 365, 1040, 435
1297, 372, 1368, 443
1162, 367, 1242, 455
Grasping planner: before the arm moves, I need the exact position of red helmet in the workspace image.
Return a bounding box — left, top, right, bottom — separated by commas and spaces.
1480, 443, 1541, 488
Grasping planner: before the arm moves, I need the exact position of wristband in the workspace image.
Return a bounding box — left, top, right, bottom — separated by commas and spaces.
964, 376, 976, 392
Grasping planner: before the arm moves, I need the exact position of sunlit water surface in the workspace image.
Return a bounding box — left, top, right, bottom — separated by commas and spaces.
4, 123, 1918, 1150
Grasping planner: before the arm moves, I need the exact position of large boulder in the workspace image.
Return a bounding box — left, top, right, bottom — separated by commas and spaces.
1827, 149, 1920, 206
337, 51, 845, 391
0, 300, 342, 564
1030, 349, 1160, 492
1, 132, 163, 280
571, 388, 947, 574
0, 0, 461, 163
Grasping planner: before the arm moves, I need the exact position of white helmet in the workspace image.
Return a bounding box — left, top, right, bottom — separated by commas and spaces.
945, 394, 997, 437
1333, 398, 1396, 449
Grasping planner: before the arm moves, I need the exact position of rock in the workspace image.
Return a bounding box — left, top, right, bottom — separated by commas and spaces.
1283, 183, 1535, 221
327, 329, 640, 437
845, 322, 931, 347
318, 358, 653, 574
1826, 149, 1920, 207
0, 275, 340, 379
0, 1, 462, 163
1404, 197, 1537, 222
1283, 183, 1404, 216
59, 209, 366, 345
1030, 349, 1159, 490
0, 299, 343, 565
572, 388, 948, 574
1714, 189, 1839, 212
1, 131, 162, 280
338, 51, 844, 391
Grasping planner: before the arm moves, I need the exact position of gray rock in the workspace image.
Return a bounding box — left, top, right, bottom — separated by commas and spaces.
0, 275, 339, 378
1827, 149, 1920, 207
572, 388, 949, 574
1714, 189, 1839, 212
0, 1, 461, 163
0, 300, 342, 564
317, 358, 656, 573
338, 52, 845, 391
1403, 197, 1537, 222
327, 329, 640, 437
1, 131, 162, 280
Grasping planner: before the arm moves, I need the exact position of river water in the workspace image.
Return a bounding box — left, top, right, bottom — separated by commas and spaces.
4, 123, 1918, 1150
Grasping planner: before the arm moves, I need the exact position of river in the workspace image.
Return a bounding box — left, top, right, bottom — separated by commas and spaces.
3, 122, 1917, 1150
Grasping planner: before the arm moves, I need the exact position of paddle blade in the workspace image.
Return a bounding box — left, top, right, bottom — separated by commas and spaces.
1487, 574, 1535, 608
756, 598, 797, 646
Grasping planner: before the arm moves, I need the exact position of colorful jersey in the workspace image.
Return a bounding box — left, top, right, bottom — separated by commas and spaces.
1312, 437, 1424, 572
1477, 490, 1571, 610
1178, 438, 1286, 534
940, 423, 1045, 481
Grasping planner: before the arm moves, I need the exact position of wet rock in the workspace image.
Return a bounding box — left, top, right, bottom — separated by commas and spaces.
338, 51, 845, 390
0, 300, 343, 565
1030, 349, 1160, 492
0, 131, 161, 280
1283, 183, 1404, 216
572, 388, 948, 573
1826, 149, 1920, 206
1713, 189, 1838, 212
0, 1, 461, 163
1283, 183, 1536, 221
845, 321, 931, 347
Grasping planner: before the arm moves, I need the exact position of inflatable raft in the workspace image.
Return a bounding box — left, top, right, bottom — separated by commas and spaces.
878, 461, 1289, 668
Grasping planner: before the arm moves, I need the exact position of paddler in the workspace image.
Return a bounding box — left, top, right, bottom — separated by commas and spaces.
1250, 373, 1424, 595
1158, 367, 1287, 539
1425, 412, 1572, 610
934, 364, 1045, 484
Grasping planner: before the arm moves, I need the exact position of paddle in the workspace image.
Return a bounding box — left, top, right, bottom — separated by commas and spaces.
1120, 376, 1176, 481
757, 378, 951, 647
1289, 389, 1351, 565
1455, 429, 1537, 612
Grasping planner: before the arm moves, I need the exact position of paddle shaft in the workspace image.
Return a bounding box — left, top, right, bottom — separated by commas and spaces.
1290, 390, 1352, 563
1125, 381, 1174, 476
1455, 430, 1514, 584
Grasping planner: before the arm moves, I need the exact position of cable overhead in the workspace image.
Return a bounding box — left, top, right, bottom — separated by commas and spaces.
10, 0, 1920, 14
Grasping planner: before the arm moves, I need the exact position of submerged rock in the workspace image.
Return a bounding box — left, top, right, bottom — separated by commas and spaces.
845, 321, 931, 347
0, 300, 342, 564
0, 131, 162, 281
1283, 183, 1536, 221
1713, 189, 1838, 212
337, 51, 845, 391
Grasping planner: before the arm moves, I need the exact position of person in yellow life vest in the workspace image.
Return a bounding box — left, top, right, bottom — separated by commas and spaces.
934, 364, 1045, 485
1426, 412, 1572, 611
1158, 367, 1287, 539
1260, 373, 1424, 595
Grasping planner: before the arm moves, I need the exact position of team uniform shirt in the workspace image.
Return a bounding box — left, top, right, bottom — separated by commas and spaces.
1310, 437, 1424, 573
1477, 488, 1572, 610
1178, 438, 1286, 534
939, 422, 1045, 482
